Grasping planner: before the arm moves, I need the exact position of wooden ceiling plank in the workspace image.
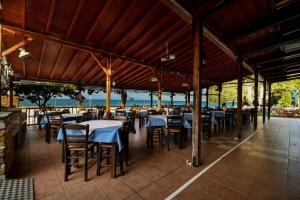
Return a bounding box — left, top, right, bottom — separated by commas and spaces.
229, 1, 300, 40
82, 1, 110, 44
45, 0, 57, 32
3, 25, 190, 80
36, 41, 47, 78
65, 0, 85, 39
60, 50, 79, 80
117, 67, 147, 84
97, 0, 135, 47
49, 45, 64, 79
71, 55, 92, 81
110, 1, 160, 51
2, 37, 33, 57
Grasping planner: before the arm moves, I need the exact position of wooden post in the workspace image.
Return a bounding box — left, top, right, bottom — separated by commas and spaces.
0, 23, 2, 110
206, 87, 209, 108
150, 91, 153, 107
9, 77, 14, 108
187, 90, 191, 111
120, 89, 127, 109
106, 66, 111, 120
157, 80, 162, 112
78, 87, 83, 112
185, 91, 187, 108
218, 91, 221, 108
254, 70, 258, 129
192, 18, 203, 167
268, 81, 271, 120
262, 79, 266, 124
236, 56, 243, 140
170, 92, 174, 107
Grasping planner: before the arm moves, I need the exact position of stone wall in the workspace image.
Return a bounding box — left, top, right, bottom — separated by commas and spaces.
0, 109, 26, 179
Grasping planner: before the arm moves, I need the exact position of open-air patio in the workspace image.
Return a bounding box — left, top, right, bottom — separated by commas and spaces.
1, 0, 300, 199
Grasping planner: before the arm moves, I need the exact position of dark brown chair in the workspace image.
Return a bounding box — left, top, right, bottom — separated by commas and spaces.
45, 112, 63, 143
165, 115, 183, 150
62, 124, 98, 182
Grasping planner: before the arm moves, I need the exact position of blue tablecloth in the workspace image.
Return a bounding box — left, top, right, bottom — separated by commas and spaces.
146, 116, 167, 127
57, 120, 123, 151
183, 113, 192, 121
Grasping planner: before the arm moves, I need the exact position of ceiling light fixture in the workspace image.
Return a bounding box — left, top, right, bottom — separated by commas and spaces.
161, 41, 175, 62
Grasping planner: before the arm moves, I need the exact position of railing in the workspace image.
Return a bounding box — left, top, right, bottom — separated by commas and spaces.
22, 106, 80, 126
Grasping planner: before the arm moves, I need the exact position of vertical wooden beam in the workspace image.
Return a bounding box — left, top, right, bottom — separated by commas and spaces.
170, 92, 174, 107
192, 18, 203, 167
78, 88, 83, 112
187, 90, 191, 111
120, 89, 127, 109
0, 23, 2, 110
218, 91, 221, 108
236, 56, 243, 140
9, 77, 14, 108
106, 61, 111, 120
254, 70, 258, 129
206, 87, 209, 108
268, 81, 271, 120
157, 80, 162, 112
150, 91, 153, 107
262, 79, 266, 123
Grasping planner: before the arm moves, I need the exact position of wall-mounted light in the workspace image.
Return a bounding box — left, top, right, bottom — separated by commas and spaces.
182, 82, 189, 87
18, 48, 32, 61
150, 76, 158, 82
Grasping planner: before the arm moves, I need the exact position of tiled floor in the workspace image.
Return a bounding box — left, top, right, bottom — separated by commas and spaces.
9, 118, 300, 200
175, 118, 300, 200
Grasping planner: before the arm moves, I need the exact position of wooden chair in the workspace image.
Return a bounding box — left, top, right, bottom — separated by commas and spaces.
45, 112, 63, 143
225, 110, 234, 128
97, 127, 124, 178
201, 112, 211, 138
165, 115, 183, 150
62, 124, 98, 182
146, 126, 164, 148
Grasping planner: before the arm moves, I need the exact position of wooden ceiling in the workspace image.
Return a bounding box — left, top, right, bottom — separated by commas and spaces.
2, 0, 298, 92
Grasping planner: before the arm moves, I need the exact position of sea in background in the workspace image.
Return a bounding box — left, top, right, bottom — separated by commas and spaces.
20, 99, 237, 108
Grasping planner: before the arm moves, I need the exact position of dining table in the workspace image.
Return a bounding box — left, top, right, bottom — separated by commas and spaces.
57, 120, 125, 151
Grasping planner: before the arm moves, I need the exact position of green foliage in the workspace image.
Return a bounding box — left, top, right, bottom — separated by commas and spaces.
15, 83, 82, 109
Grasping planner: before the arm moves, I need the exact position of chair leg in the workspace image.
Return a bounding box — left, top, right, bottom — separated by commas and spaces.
167, 132, 170, 151
111, 145, 116, 178
120, 149, 124, 176
84, 150, 88, 181
64, 149, 69, 182
97, 144, 100, 176
61, 142, 65, 163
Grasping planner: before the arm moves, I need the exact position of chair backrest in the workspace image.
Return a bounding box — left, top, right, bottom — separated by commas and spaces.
62, 124, 89, 148
46, 112, 63, 127
201, 112, 211, 123
88, 109, 98, 120
167, 115, 183, 128
62, 109, 70, 114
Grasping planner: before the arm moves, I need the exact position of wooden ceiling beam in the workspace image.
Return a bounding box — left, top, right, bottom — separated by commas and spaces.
2, 25, 190, 79
243, 32, 300, 55
36, 41, 47, 78
252, 49, 300, 66
1, 37, 33, 57
49, 45, 64, 79
45, 0, 57, 32
229, 1, 300, 40
65, 0, 85, 39
118, 72, 152, 88
258, 58, 300, 72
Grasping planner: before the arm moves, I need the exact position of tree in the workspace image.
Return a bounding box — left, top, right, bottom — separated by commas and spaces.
15, 83, 80, 109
